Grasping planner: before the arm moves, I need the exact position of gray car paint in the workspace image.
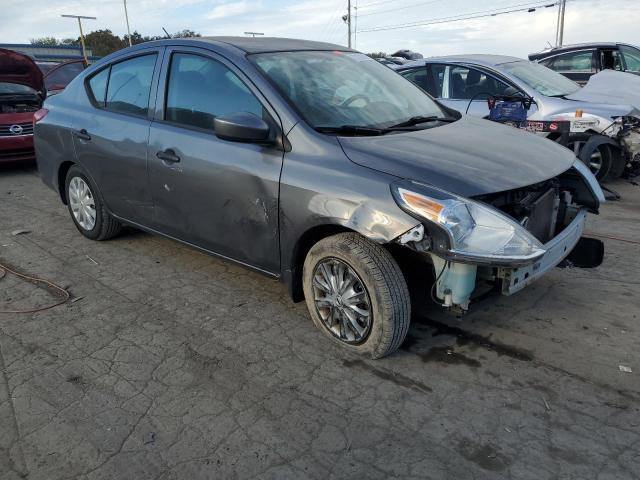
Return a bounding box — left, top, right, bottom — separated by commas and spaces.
34, 38, 591, 300
338, 115, 576, 198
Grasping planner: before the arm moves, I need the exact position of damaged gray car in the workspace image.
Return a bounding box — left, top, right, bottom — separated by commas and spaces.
34, 37, 605, 358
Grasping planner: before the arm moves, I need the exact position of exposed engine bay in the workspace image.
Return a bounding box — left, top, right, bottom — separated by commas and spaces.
397, 164, 604, 313
0, 96, 41, 114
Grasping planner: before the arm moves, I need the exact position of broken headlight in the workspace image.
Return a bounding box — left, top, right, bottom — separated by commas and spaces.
391, 181, 545, 265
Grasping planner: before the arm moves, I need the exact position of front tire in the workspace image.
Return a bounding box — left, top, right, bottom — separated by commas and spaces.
302, 233, 410, 359
65, 165, 121, 240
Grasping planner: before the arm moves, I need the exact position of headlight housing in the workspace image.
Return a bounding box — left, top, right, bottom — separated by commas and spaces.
392, 181, 545, 265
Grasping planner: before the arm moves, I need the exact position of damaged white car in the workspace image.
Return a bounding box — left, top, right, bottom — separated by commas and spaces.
397, 55, 640, 181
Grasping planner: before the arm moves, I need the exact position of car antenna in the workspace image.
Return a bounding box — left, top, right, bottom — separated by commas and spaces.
162, 27, 171, 39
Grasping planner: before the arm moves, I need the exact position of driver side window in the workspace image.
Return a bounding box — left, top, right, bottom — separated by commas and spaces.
165, 53, 264, 130
447, 66, 509, 100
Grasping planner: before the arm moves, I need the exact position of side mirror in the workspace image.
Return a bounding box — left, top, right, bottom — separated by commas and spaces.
213, 112, 271, 143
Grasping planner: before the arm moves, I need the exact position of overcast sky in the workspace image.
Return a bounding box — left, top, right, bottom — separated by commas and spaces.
1, 0, 638, 58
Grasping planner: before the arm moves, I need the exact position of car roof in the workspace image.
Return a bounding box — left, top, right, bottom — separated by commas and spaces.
400, 54, 525, 69
149, 36, 353, 54
529, 42, 636, 60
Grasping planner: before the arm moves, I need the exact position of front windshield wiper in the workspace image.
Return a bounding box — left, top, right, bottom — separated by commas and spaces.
315, 125, 386, 136
387, 115, 458, 129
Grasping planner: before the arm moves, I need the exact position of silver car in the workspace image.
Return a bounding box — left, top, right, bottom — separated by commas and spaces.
397, 55, 640, 181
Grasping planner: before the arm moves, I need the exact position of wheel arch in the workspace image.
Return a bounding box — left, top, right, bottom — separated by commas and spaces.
285, 224, 358, 303
57, 160, 75, 204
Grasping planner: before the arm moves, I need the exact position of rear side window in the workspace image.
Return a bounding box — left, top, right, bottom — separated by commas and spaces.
165, 53, 263, 130
106, 54, 157, 117
550, 50, 595, 72
88, 67, 109, 106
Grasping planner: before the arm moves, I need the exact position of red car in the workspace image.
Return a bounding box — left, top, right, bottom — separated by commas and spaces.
0, 48, 45, 163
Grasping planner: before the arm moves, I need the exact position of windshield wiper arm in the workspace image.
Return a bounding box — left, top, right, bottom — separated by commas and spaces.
387, 115, 457, 129
315, 125, 385, 136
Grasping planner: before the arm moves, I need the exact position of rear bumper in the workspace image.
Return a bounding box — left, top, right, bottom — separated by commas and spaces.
500, 208, 587, 295
0, 135, 35, 163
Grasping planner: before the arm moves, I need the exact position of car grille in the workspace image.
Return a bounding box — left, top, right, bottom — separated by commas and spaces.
0, 122, 34, 137
0, 148, 35, 161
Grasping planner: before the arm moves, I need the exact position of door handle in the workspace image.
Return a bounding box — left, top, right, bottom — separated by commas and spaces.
74, 129, 91, 141
156, 149, 181, 164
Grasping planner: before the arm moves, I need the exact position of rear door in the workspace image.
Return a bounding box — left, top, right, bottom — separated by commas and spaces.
72, 49, 162, 225
147, 47, 284, 273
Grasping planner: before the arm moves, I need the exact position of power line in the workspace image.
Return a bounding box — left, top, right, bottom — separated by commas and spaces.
358, 0, 443, 17
358, 0, 404, 9
357, 1, 558, 32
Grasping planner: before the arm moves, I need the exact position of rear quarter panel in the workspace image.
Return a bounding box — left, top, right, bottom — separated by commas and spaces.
34, 84, 81, 196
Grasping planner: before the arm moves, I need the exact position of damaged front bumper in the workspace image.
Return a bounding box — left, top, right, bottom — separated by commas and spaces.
498, 208, 586, 295
427, 209, 591, 311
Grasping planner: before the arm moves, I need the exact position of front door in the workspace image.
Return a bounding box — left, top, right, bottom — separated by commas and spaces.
72, 51, 161, 224
439, 65, 511, 118
147, 48, 284, 273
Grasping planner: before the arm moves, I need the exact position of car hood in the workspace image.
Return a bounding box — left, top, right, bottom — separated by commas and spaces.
0, 48, 44, 93
338, 116, 576, 198
566, 70, 640, 112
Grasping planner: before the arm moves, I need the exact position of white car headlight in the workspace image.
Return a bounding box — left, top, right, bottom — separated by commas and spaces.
392, 183, 546, 265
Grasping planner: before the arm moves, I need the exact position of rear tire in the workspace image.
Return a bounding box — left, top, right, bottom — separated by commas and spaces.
65, 165, 121, 241
302, 232, 410, 359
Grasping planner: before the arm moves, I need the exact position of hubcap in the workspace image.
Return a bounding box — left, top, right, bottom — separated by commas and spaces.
312, 258, 372, 344
571, 140, 603, 176
68, 177, 96, 231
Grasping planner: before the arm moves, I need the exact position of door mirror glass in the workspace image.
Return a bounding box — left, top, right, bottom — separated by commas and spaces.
214, 112, 271, 143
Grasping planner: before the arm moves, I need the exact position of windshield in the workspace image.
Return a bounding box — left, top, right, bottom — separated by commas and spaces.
251, 51, 445, 130
0, 82, 37, 95
500, 60, 581, 97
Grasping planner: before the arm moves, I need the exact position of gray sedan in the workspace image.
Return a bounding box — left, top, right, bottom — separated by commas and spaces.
397, 55, 640, 180
34, 38, 603, 358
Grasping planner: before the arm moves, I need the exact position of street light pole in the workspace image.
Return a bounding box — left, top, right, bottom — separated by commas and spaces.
556, 0, 567, 47
347, 0, 352, 48
61, 14, 96, 64
123, 0, 132, 46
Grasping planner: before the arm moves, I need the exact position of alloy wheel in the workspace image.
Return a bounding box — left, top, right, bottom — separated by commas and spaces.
312, 258, 372, 344
68, 177, 97, 231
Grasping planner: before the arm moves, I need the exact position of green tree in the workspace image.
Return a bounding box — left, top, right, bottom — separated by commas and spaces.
82, 29, 125, 56
30, 37, 60, 46
172, 29, 201, 38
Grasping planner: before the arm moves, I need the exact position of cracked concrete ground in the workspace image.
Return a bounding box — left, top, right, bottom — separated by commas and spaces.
0, 163, 638, 480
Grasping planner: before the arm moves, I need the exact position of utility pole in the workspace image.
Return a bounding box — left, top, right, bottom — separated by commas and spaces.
61, 14, 96, 64
556, 0, 567, 47
123, 0, 132, 46
347, 0, 352, 48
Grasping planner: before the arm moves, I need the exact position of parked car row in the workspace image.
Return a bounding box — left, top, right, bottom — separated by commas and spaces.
28, 37, 610, 358
395, 52, 640, 182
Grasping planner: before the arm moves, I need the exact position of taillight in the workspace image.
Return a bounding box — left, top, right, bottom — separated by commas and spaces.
33, 108, 49, 127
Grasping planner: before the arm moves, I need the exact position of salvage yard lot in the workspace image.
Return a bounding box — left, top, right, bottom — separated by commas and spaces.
1, 164, 639, 480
